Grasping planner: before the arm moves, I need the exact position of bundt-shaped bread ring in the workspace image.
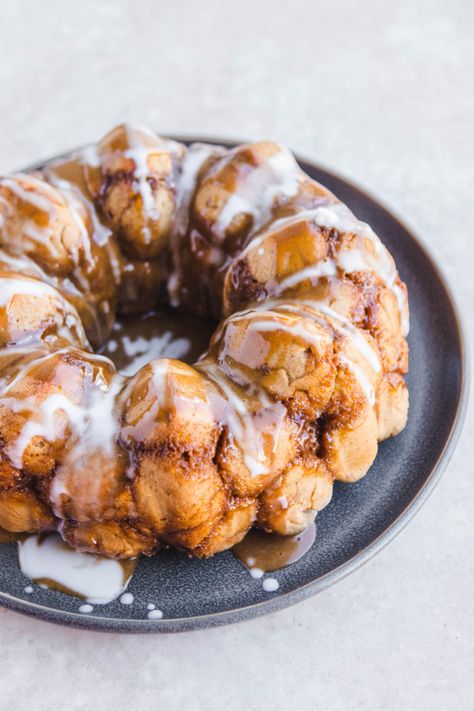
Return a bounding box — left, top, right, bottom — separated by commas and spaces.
0, 124, 409, 559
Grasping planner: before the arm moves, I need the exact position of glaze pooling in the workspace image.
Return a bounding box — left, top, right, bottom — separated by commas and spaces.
18, 534, 135, 604
233, 523, 316, 572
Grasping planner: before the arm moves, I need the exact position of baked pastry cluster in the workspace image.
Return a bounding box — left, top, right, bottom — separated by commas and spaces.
0, 125, 409, 559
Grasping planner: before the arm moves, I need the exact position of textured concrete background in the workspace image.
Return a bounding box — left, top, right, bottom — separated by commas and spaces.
0, 1, 473, 709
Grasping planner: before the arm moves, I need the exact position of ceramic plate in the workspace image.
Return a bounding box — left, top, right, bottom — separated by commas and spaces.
0, 139, 468, 632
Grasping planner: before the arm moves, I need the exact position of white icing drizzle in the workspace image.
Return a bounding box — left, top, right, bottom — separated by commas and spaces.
80, 144, 100, 168
0, 194, 12, 213
223, 304, 330, 353
266, 203, 377, 243
214, 147, 301, 239
0, 249, 47, 279
305, 302, 380, 372
236, 203, 409, 335
337, 248, 408, 334
0, 346, 123, 514
123, 124, 175, 243
168, 143, 220, 306
199, 362, 286, 477
120, 359, 170, 447
1, 174, 93, 269
0, 349, 62, 392
1, 174, 54, 212
0, 274, 67, 306
49, 373, 124, 514
0, 275, 85, 347
246, 311, 329, 353
2, 370, 123, 508
48, 173, 112, 248
277, 261, 338, 290
338, 353, 375, 405
270, 300, 381, 373
3, 391, 88, 470
175, 143, 215, 228
18, 534, 131, 604
246, 299, 380, 406
125, 143, 156, 218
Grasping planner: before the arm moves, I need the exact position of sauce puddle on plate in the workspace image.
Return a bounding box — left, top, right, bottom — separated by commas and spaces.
17, 534, 137, 604
0, 528, 26, 544
233, 523, 317, 572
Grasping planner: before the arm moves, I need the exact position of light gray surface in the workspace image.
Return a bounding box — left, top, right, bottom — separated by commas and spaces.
0, 1, 472, 709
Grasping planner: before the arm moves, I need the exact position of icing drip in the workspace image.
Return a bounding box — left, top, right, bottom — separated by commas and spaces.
168, 143, 220, 306
277, 261, 338, 290
199, 362, 286, 477
1, 174, 93, 269
124, 126, 159, 236
18, 533, 132, 604
338, 354, 375, 405
47, 173, 112, 248
238, 203, 409, 335
250, 299, 380, 405
175, 143, 216, 230
0, 274, 87, 349
120, 359, 171, 447
1, 175, 54, 212
123, 124, 181, 244
247, 311, 328, 354
0, 274, 70, 306
271, 300, 381, 373
214, 147, 301, 239
49, 372, 124, 514
0, 348, 124, 515
223, 307, 330, 356
3, 391, 91, 470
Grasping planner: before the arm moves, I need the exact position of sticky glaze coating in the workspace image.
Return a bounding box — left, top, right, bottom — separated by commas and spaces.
0, 125, 409, 559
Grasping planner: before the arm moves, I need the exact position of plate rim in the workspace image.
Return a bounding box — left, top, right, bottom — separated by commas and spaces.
0, 137, 469, 633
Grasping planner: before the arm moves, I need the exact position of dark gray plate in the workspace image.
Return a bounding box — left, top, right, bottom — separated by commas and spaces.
0, 139, 468, 632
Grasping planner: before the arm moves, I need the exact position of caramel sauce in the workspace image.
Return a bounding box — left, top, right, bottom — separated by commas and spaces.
233, 523, 316, 572
101, 308, 216, 374
0, 528, 26, 544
